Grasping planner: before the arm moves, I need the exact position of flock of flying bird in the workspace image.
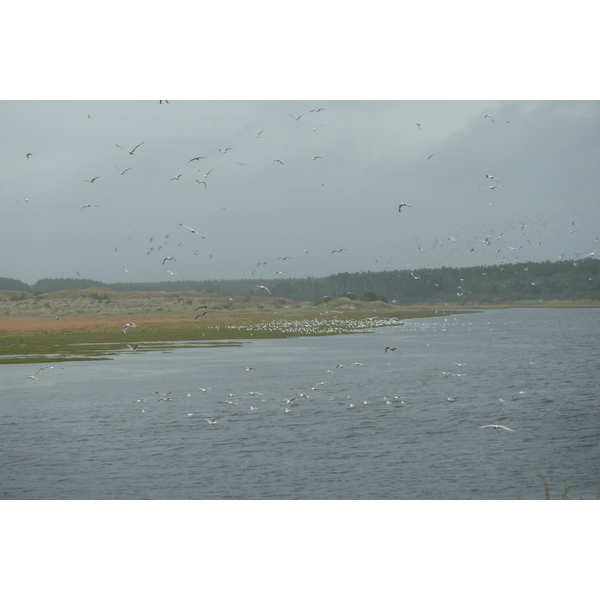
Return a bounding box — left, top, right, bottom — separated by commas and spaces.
18, 105, 595, 290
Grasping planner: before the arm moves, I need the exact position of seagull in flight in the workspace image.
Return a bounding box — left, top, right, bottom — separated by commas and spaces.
115, 165, 132, 175
79, 204, 99, 211
413, 123, 421, 130
484, 114, 494, 122
126, 343, 142, 352
273, 159, 284, 165
122, 322, 137, 335
116, 141, 145, 155
310, 156, 322, 160
479, 424, 514, 432
179, 223, 205, 238
398, 202, 411, 212
168, 173, 185, 182
331, 248, 347, 253
312, 124, 324, 131
26, 367, 51, 380
84, 176, 99, 183
289, 114, 304, 121
26, 153, 33, 159
162, 256, 177, 265
204, 418, 219, 424
255, 131, 263, 138
310, 108, 326, 112
385, 347, 397, 353
188, 156, 205, 162
251, 285, 272, 295
193, 180, 207, 187
198, 169, 213, 178
479, 185, 504, 190
219, 148, 232, 153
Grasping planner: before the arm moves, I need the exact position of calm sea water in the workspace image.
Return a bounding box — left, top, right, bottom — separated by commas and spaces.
1, 308, 599, 499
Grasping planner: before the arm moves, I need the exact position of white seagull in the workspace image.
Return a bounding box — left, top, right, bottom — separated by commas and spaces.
255, 131, 263, 138
26, 367, 51, 380
219, 148, 232, 153
198, 169, 213, 178
193, 180, 207, 187
251, 285, 272, 295
204, 418, 219, 424
84, 176, 99, 183
115, 165, 132, 175
479, 185, 504, 190
122, 322, 137, 335
162, 256, 177, 265
310, 156, 321, 160
289, 114, 304, 121
479, 424, 514, 432
116, 141, 145, 155
168, 173, 185, 182
179, 223, 205, 238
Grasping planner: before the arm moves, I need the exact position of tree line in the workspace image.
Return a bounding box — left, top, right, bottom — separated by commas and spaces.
2, 258, 599, 304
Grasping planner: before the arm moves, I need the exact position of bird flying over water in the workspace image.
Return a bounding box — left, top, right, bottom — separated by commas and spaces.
385, 347, 397, 353
479, 424, 514, 431
122, 322, 137, 335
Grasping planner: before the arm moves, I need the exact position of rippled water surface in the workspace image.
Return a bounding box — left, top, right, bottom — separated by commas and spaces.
1, 308, 599, 499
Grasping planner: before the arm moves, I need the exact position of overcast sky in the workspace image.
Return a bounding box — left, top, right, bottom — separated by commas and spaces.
2, 5, 599, 287
2, 99, 599, 286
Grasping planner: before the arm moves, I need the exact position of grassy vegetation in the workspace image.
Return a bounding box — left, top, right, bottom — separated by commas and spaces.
515, 470, 600, 500
0, 288, 468, 364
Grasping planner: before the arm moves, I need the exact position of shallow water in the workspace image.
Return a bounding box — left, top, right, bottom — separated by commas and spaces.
1, 308, 599, 499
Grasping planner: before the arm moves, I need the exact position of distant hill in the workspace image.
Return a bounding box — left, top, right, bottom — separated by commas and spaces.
2, 258, 599, 304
